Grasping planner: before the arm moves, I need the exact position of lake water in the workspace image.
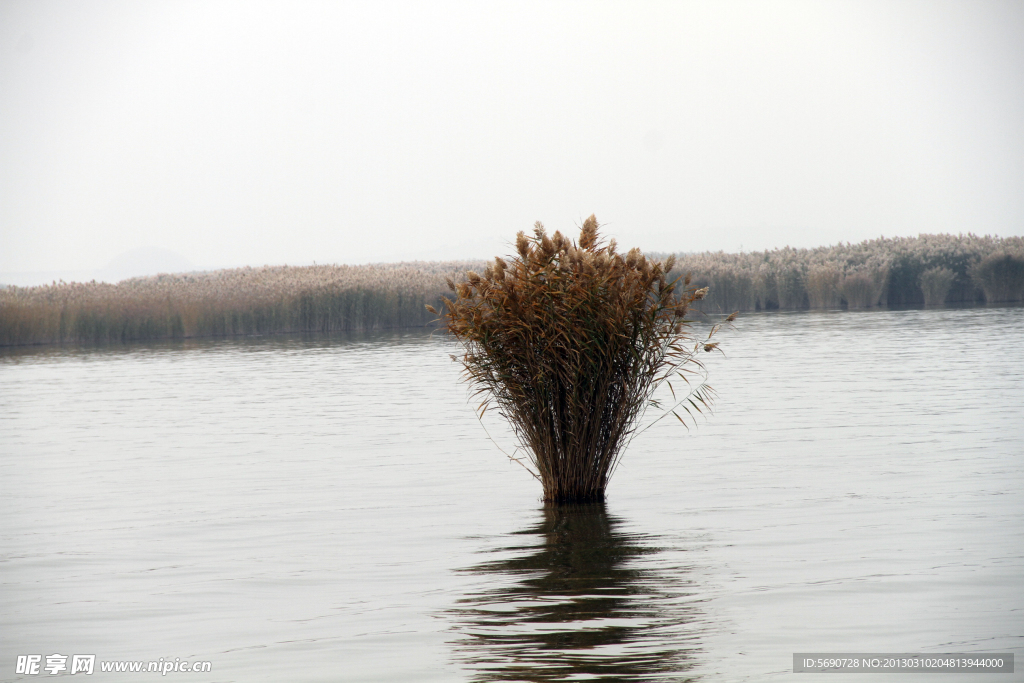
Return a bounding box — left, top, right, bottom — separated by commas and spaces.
1, 307, 1022, 682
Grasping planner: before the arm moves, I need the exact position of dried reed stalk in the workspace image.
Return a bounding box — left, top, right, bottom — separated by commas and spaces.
970, 253, 1024, 303
919, 267, 956, 306
430, 216, 729, 502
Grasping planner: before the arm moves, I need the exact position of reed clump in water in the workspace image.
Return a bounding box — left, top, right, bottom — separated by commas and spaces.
431, 216, 728, 503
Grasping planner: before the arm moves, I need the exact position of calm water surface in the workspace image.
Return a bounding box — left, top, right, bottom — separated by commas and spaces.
1, 307, 1022, 682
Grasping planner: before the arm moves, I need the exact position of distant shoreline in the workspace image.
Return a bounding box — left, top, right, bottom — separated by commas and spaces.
2, 234, 1022, 347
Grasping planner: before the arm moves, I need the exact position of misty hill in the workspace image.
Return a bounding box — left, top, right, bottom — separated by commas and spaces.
102, 247, 196, 283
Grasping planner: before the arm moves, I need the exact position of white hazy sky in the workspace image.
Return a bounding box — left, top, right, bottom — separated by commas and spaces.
1, 0, 1023, 276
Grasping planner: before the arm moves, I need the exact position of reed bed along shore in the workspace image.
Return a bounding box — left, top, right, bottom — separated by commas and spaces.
2, 233, 1023, 347
662, 233, 1024, 314
0, 261, 484, 346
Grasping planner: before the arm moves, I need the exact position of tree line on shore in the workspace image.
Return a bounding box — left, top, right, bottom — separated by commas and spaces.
1, 233, 1022, 346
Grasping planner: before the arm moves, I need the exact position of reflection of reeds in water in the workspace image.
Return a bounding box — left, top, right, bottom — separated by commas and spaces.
449, 503, 704, 682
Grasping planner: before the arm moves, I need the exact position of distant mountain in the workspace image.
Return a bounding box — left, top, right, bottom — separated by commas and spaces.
101, 247, 195, 282
1, 247, 199, 287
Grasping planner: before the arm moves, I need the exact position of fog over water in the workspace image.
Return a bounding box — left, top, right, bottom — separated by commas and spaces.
2, 0, 1023, 284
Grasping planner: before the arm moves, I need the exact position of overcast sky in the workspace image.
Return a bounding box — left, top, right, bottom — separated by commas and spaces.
1, 0, 1022, 279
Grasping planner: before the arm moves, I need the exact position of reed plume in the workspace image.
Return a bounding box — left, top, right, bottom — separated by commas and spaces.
430, 216, 726, 502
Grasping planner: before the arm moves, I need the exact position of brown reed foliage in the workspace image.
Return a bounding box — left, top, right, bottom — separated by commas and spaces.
429, 216, 729, 503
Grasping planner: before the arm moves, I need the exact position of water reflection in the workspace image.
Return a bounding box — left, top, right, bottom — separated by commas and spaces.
450, 502, 704, 682
0, 328, 439, 364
